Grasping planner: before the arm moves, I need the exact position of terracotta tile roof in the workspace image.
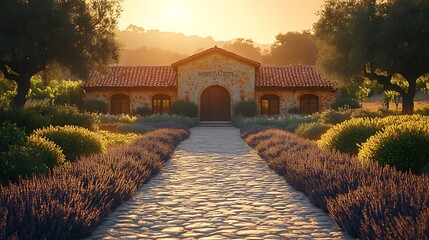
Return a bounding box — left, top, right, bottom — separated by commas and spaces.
82, 66, 177, 88
171, 46, 261, 70
257, 66, 335, 88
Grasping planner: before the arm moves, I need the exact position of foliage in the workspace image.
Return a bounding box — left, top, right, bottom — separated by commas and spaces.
99, 114, 137, 124
115, 123, 156, 134
330, 98, 360, 110
233, 100, 257, 117
223, 38, 262, 62
359, 123, 429, 173
314, 0, 429, 114
171, 100, 198, 118
350, 108, 383, 119
134, 106, 152, 116
294, 122, 332, 140
0, 107, 51, 134
237, 115, 317, 132
319, 108, 352, 125
97, 131, 139, 147
50, 80, 84, 107
267, 31, 318, 65
32, 125, 106, 161
138, 114, 198, 128
85, 99, 108, 114
0, 129, 190, 239
0, 122, 27, 152
243, 128, 429, 239
415, 107, 429, 116
287, 107, 300, 114
149, 122, 189, 131
26, 135, 66, 169
318, 118, 381, 155
0, 0, 121, 107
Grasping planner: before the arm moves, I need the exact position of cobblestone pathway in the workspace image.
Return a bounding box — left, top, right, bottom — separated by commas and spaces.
87, 127, 350, 239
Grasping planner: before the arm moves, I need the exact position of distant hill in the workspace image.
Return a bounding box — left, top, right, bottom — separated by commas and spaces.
116, 24, 270, 66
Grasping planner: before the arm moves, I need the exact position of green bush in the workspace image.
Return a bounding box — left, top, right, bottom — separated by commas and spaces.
330, 98, 360, 109
358, 123, 429, 173
294, 122, 332, 140
32, 125, 106, 161
27, 135, 66, 169
318, 118, 381, 155
116, 123, 156, 134
51, 80, 84, 107
415, 107, 429, 116
138, 114, 198, 128
171, 100, 198, 117
238, 115, 316, 131
288, 107, 301, 114
50, 106, 99, 131
320, 108, 352, 125
233, 100, 257, 117
0, 107, 51, 134
0, 122, 26, 152
350, 108, 383, 119
85, 99, 108, 114
0, 146, 48, 183
134, 107, 152, 116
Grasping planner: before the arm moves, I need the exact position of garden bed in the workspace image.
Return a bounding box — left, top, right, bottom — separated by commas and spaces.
0, 128, 190, 239
241, 126, 429, 239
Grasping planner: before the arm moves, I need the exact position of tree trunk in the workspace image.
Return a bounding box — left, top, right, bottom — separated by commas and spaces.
402, 93, 414, 115
11, 76, 31, 108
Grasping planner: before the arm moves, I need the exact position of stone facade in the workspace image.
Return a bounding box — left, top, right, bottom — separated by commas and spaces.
255, 89, 336, 114
177, 53, 255, 112
85, 88, 177, 113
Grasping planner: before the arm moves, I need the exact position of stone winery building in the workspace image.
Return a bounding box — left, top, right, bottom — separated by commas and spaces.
82, 46, 337, 121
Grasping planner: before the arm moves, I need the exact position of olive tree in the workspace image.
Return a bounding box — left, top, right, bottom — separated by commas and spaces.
315, 0, 429, 114
0, 0, 122, 108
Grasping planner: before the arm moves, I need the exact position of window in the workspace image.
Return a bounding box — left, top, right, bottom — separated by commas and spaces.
111, 94, 130, 114
300, 94, 319, 114
260, 94, 279, 115
152, 94, 171, 114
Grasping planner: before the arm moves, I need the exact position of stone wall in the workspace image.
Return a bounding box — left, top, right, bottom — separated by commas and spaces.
177, 53, 256, 116
85, 88, 177, 113
255, 89, 336, 114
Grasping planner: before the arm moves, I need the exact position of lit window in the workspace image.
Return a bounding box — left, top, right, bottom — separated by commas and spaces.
261, 94, 279, 115
152, 94, 171, 114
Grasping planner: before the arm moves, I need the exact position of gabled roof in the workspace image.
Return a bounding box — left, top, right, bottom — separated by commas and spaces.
257, 66, 335, 88
82, 66, 176, 88
171, 46, 261, 70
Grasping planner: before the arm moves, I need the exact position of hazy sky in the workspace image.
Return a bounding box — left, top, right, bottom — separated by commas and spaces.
119, 0, 325, 44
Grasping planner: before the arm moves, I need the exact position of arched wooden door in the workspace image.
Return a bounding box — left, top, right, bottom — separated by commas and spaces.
200, 85, 231, 121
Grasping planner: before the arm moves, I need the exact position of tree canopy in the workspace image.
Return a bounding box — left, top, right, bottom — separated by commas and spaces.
314, 0, 429, 114
0, 0, 122, 108
266, 31, 318, 65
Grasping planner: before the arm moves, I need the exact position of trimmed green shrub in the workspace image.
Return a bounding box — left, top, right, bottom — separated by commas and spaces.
0, 145, 49, 183
32, 125, 106, 161
358, 123, 429, 173
350, 108, 382, 119
85, 99, 108, 113
233, 100, 257, 117
320, 108, 352, 125
237, 115, 317, 131
138, 114, 198, 128
50, 105, 99, 131
27, 135, 66, 169
330, 98, 360, 109
0, 107, 51, 134
288, 107, 301, 114
116, 123, 156, 134
318, 118, 381, 154
294, 122, 332, 140
414, 107, 429, 116
171, 100, 198, 117
134, 106, 152, 116
0, 122, 26, 152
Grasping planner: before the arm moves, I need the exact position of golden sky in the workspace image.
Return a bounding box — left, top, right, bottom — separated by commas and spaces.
119, 0, 325, 44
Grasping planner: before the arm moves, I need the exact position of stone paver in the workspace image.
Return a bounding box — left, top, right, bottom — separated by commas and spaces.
87, 127, 352, 239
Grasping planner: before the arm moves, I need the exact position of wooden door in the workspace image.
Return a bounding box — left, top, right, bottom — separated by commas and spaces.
200, 86, 231, 121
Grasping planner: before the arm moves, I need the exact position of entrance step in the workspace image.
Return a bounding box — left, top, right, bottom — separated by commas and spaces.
199, 121, 233, 127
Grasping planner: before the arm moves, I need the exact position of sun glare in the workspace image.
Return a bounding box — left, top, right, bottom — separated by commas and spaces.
162, 2, 191, 28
